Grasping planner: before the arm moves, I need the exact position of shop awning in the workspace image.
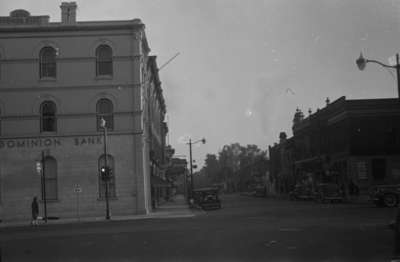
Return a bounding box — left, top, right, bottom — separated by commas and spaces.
294, 156, 323, 172
294, 156, 321, 166
151, 175, 171, 187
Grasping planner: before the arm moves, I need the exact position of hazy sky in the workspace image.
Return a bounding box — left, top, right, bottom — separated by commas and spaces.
1, 0, 400, 167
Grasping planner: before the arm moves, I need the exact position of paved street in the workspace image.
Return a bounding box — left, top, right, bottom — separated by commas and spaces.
0, 194, 397, 262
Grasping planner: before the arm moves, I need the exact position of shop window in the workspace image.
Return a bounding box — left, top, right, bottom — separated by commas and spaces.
96, 45, 113, 76
40, 101, 57, 132
39, 47, 57, 78
98, 154, 116, 198
356, 161, 368, 180
96, 98, 113, 131
372, 158, 386, 181
385, 128, 397, 146
43, 156, 58, 200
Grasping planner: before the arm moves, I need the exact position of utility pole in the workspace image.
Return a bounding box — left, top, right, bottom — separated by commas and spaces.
41, 150, 48, 223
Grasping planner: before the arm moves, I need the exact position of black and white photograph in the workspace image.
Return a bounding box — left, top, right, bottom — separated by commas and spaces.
1, 1, 400, 261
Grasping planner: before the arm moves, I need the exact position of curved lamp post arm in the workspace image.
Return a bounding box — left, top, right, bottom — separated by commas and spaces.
365, 59, 397, 69
356, 52, 398, 71
356, 52, 400, 100
186, 138, 206, 146
193, 138, 206, 145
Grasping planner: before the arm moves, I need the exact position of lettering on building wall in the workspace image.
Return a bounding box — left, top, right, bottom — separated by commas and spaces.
0, 138, 62, 149
0, 136, 103, 149
74, 137, 103, 146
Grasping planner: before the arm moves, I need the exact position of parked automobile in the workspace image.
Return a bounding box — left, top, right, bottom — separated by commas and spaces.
370, 184, 400, 207
289, 184, 314, 201
314, 183, 344, 203
254, 185, 266, 197
192, 187, 222, 210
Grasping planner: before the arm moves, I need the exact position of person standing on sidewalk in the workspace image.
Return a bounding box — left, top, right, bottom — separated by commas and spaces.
31, 196, 39, 226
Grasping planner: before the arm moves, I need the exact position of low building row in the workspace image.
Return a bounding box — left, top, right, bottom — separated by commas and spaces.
269, 96, 400, 199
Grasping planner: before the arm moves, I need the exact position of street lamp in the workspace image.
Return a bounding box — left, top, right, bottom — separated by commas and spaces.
36, 150, 49, 223
187, 138, 206, 199
100, 117, 111, 220
357, 52, 400, 258
356, 52, 400, 99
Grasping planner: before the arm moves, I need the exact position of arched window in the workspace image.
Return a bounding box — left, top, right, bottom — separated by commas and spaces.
96, 98, 114, 131
43, 156, 58, 200
39, 47, 57, 78
40, 101, 57, 132
98, 154, 116, 198
96, 45, 113, 76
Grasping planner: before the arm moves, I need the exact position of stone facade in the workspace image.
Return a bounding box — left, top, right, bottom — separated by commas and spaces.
0, 3, 166, 221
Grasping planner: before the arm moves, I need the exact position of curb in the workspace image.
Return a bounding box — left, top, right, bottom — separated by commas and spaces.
0, 210, 196, 229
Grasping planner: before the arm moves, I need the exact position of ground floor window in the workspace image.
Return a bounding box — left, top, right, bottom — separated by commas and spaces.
43, 156, 58, 200
356, 161, 368, 180
371, 158, 386, 181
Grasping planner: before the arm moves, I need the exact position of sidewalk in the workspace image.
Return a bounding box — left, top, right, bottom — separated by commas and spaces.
152, 194, 197, 217
0, 194, 196, 228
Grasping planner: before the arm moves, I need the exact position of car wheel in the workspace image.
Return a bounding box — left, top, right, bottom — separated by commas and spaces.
383, 194, 398, 207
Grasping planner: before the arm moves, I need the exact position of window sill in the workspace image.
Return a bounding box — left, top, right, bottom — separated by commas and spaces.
40, 199, 59, 203
39, 77, 57, 82
95, 75, 113, 80
97, 129, 114, 132
39, 131, 57, 135
97, 197, 118, 201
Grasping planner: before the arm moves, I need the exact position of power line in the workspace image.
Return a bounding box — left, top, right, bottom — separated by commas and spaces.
158, 52, 180, 72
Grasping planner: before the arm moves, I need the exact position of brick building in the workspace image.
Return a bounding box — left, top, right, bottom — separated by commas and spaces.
0, 3, 168, 221
279, 97, 400, 197
268, 132, 295, 195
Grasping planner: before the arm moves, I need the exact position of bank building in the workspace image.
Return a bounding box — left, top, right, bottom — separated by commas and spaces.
0, 2, 170, 221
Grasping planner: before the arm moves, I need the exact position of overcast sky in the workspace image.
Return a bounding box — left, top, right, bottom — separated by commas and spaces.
1, 0, 400, 167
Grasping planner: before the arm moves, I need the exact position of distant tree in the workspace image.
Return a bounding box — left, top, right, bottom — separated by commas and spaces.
198, 143, 269, 193
203, 154, 220, 184
218, 143, 242, 192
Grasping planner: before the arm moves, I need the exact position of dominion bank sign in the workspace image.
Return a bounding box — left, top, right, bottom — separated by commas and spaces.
0, 136, 103, 149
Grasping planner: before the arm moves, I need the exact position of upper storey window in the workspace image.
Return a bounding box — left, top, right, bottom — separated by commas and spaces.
96, 45, 113, 76
40, 101, 57, 132
96, 98, 114, 131
39, 47, 57, 78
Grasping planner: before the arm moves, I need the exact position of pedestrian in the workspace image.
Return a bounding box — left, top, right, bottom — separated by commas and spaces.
31, 196, 39, 226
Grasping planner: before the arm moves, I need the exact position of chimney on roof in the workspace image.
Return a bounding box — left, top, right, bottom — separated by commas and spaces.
60, 2, 77, 24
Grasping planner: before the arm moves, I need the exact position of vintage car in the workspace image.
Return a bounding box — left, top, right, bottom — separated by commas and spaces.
254, 185, 267, 197
289, 184, 314, 201
370, 184, 400, 207
314, 183, 344, 203
192, 187, 222, 210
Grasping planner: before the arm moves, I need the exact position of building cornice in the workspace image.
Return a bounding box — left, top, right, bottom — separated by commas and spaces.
0, 20, 145, 33
293, 96, 400, 132
0, 19, 151, 53
0, 83, 141, 92
1, 55, 142, 63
